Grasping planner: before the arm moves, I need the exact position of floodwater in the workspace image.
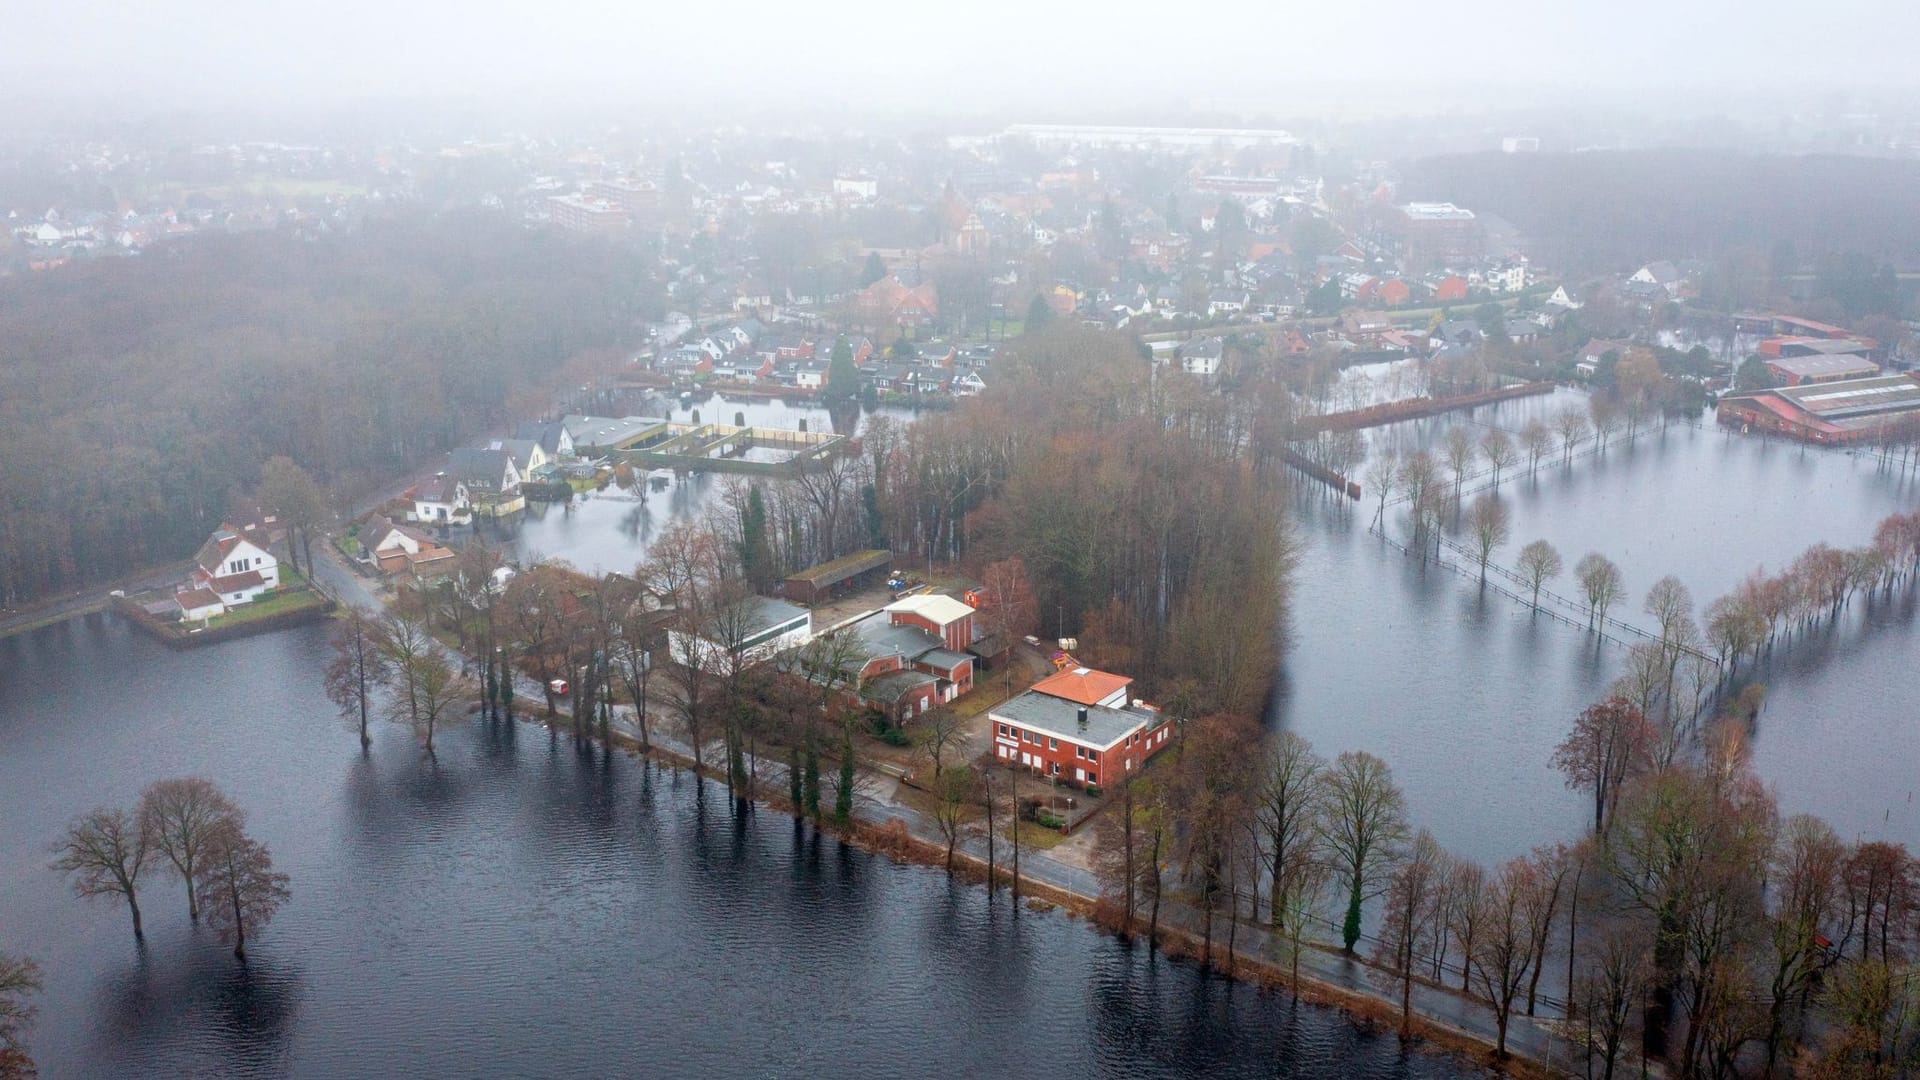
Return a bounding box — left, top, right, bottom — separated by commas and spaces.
0, 619, 1474, 1079
508, 384, 1920, 865
1274, 388, 1920, 863
500, 395, 917, 572
7, 383, 1916, 1075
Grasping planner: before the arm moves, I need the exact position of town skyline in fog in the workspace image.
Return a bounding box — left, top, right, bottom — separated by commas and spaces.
9, 0, 1919, 119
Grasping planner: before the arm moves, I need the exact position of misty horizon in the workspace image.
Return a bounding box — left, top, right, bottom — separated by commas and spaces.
7, 0, 1919, 123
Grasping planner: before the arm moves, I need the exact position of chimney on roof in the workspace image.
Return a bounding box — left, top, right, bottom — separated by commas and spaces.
1077, 706, 1088, 729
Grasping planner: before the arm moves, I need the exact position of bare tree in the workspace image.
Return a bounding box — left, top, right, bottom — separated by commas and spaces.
1446, 857, 1490, 993
1764, 815, 1849, 1074
1552, 697, 1654, 836
1517, 539, 1564, 610
325, 609, 389, 750
1274, 859, 1330, 996
1365, 449, 1399, 529
257, 455, 328, 579
0, 954, 40, 1080
193, 819, 291, 960
49, 807, 151, 939
1556, 409, 1590, 466
1466, 494, 1511, 582
1320, 750, 1410, 953
914, 705, 965, 781
137, 778, 240, 921
1444, 426, 1477, 500
1376, 829, 1447, 1037
1480, 427, 1516, 488
1475, 857, 1539, 1058
1255, 730, 1326, 929
1520, 844, 1575, 1016
1575, 552, 1626, 629
1576, 920, 1650, 1080
409, 649, 472, 755
375, 612, 433, 735
1093, 777, 1163, 938
930, 765, 977, 872
1520, 419, 1553, 477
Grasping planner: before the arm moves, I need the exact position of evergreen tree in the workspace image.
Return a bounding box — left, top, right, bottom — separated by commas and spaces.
738, 486, 774, 590
824, 336, 860, 403
860, 251, 887, 287
835, 734, 855, 825
804, 742, 821, 818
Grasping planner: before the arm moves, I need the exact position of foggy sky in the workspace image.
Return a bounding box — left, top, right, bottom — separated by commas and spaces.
10, 0, 1920, 118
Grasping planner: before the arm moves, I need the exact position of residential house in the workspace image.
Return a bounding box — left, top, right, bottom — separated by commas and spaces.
855, 275, 939, 327
1179, 336, 1225, 378
358, 513, 455, 575
1574, 338, 1632, 380
183, 524, 281, 612
489, 438, 550, 480
950, 370, 988, 396
1207, 289, 1249, 318
413, 473, 470, 523
1544, 284, 1584, 311
448, 448, 523, 515
512, 421, 575, 461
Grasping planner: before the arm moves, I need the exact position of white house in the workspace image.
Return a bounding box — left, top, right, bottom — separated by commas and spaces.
175, 586, 227, 622
488, 438, 549, 478
1207, 290, 1249, 318
448, 447, 522, 495
414, 473, 470, 523
1545, 284, 1584, 311
951, 370, 988, 397
668, 596, 812, 675
186, 524, 280, 608
1179, 336, 1225, 378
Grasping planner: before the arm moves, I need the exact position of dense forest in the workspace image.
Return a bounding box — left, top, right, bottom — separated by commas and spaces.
1401, 150, 1920, 278
0, 212, 650, 605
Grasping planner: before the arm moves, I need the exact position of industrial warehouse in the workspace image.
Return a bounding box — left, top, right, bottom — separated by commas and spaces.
1717, 372, 1920, 445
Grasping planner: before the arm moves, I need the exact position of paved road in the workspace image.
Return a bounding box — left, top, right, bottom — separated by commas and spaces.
0, 559, 193, 640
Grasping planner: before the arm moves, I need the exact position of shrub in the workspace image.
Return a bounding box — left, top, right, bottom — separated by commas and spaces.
1084, 785, 1103, 798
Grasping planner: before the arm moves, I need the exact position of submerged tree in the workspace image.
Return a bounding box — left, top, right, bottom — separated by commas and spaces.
1517, 540, 1564, 610
50, 807, 152, 940
137, 778, 240, 922
324, 608, 389, 750
193, 819, 291, 960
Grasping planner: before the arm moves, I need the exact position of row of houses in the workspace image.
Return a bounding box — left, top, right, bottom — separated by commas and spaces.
653, 316, 996, 398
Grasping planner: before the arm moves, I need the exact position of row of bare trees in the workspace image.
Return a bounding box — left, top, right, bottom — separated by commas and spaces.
49, 778, 289, 960
1704, 510, 1920, 671
1083, 719, 1577, 1059
1555, 691, 1920, 1078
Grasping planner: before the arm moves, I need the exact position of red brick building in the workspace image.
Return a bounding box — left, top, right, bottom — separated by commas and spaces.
988, 667, 1171, 788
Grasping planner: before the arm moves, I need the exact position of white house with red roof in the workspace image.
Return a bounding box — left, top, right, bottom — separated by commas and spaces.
177, 524, 280, 618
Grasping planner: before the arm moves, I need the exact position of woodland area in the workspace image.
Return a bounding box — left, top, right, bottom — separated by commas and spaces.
0, 212, 651, 605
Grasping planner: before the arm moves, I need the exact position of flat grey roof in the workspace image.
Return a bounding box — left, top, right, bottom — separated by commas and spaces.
988, 691, 1158, 751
